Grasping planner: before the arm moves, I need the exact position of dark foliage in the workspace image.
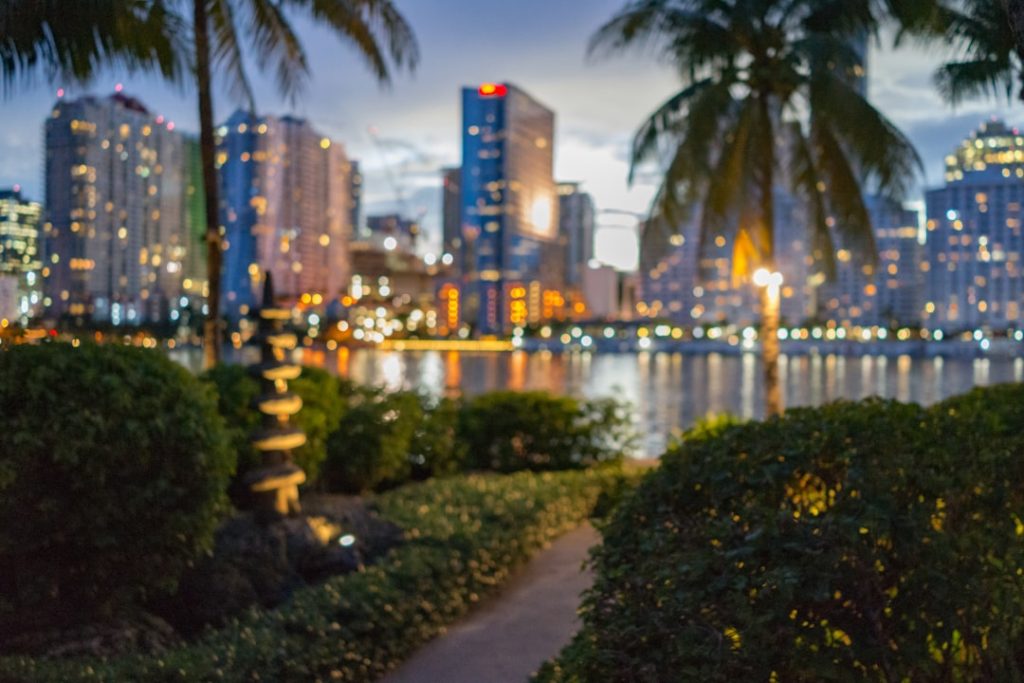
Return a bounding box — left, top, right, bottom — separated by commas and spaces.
537, 387, 1024, 682
458, 391, 633, 472
0, 344, 233, 638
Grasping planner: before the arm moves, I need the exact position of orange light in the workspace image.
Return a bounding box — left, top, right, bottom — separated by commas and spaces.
478, 83, 508, 97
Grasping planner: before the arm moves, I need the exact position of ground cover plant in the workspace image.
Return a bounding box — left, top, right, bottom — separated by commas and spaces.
536, 385, 1024, 682
0, 467, 634, 682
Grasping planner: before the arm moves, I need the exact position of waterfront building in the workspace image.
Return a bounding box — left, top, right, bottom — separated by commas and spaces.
460, 82, 563, 333
558, 182, 595, 288
43, 91, 189, 323
924, 119, 1024, 331
818, 197, 922, 327
219, 111, 353, 317
0, 188, 43, 322
441, 166, 462, 266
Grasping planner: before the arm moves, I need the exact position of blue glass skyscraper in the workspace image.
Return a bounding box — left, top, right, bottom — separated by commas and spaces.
460, 83, 561, 334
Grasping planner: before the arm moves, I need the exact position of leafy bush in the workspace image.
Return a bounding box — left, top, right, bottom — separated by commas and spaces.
321, 390, 423, 493
202, 365, 345, 487
538, 393, 1024, 682
0, 468, 632, 681
0, 344, 233, 637
409, 396, 464, 481
458, 391, 633, 472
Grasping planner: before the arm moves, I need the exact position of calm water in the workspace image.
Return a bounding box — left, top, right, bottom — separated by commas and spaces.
174, 347, 1024, 457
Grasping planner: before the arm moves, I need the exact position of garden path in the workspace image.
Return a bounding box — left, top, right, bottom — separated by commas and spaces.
380, 523, 598, 683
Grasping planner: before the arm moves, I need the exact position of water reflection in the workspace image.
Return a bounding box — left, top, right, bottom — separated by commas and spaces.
170, 347, 1022, 457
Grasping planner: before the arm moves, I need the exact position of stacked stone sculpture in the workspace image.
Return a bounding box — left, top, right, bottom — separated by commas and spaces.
244, 274, 307, 517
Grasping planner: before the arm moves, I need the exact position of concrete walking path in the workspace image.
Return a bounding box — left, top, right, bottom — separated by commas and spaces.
381, 524, 599, 683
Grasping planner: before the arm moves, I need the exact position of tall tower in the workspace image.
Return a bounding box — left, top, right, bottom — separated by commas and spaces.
924, 120, 1024, 330
460, 83, 561, 334
219, 111, 353, 317
558, 182, 595, 288
43, 92, 187, 324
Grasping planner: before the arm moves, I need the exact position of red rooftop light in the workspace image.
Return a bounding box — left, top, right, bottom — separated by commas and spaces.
478, 83, 507, 97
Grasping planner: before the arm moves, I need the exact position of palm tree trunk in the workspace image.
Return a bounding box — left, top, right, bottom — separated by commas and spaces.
761, 283, 782, 417
195, 0, 222, 369
757, 95, 782, 417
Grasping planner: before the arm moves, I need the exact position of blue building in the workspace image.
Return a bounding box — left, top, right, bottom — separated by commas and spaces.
219, 111, 353, 319
219, 110, 261, 319
460, 83, 562, 334
924, 119, 1024, 331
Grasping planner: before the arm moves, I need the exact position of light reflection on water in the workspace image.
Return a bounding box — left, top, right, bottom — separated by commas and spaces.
173, 348, 1024, 457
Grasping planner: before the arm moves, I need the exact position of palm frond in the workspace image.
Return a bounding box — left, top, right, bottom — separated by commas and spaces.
280, 0, 419, 85
639, 79, 736, 228
208, 0, 256, 107
812, 122, 878, 270
786, 121, 836, 280
935, 0, 1019, 103
0, 0, 187, 96
628, 78, 714, 180
808, 68, 922, 202
699, 97, 768, 270
244, 0, 309, 103
588, 0, 737, 83
936, 57, 1015, 105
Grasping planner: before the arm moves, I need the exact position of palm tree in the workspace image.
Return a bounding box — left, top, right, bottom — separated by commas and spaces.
935, 0, 1023, 104
591, 0, 921, 417
190, 0, 418, 368
1, 1, 185, 97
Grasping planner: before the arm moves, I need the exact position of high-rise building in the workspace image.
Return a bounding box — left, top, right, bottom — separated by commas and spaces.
350, 160, 364, 238
441, 166, 461, 263
818, 197, 922, 327
924, 119, 1024, 330
460, 82, 562, 333
43, 92, 188, 323
558, 182, 595, 288
219, 111, 353, 317
0, 187, 43, 321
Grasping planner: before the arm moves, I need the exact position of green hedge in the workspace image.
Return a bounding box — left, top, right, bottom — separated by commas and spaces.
322, 390, 424, 493
0, 344, 233, 637
459, 391, 634, 472
537, 386, 1024, 682
0, 467, 632, 682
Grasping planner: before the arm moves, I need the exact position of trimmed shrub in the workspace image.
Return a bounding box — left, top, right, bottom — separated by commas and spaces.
202, 365, 345, 487
322, 390, 423, 493
458, 391, 633, 472
538, 394, 1024, 682
409, 396, 464, 481
0, 344, 233, 637
0, 468, 633, 681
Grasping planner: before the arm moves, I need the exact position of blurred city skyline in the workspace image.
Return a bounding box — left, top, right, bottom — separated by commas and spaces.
0, 0, 1018, 270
